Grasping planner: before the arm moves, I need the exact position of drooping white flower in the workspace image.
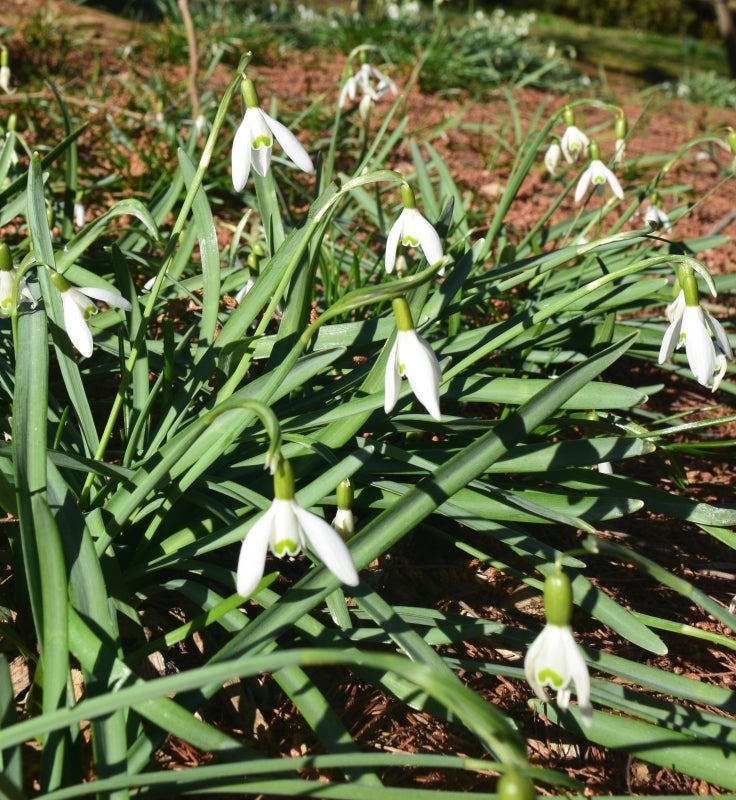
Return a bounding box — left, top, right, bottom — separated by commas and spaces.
0, 48, 12, 95
231, 77, 313, 191
0, 66, 11, 95
385, 297, 442, 420
560, 124, 589, 163
0, 243, 34, 316
644, 204, 672, 233
331, 478, 356, 541
339, 61, 397, 109
331, 507, 356, 541
574, 143, 624, 203
524, 570, 593, 728
658, 289, 732, 392
524, 622, 593, 728
544, 142, 562, 176
236, 460, 359, 597
50, 272, 132, 358
385, 185, 443, 274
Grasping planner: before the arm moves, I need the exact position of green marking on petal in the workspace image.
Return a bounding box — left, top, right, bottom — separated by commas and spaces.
83, 305, 99, 320
253, 135, 272, 149
272, 538, 300, 557
538, 667, 564, 688
398, 360, 407, 376
402, 235, 419, 247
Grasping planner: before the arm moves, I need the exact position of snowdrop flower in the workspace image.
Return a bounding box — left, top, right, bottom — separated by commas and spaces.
0, 243, 34, 316
385, 184, 443, 274
544, 141, 562, 176
49, 272, 132, 358
613, 113, 627, 165
644, 201, 672, 233
0, 48, 12, 94
331, 478, 356, 542
524, 570, 593, 728
559, 107, 589, 163
231, 77, 313, 191
339, 61, 397, 109
236, 459, 359, 597
658, 278, 732, 392
574, 141, 624, 203
385, 297, 442, 420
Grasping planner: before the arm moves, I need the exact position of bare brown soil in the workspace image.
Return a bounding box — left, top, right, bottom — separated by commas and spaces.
3, 1, 736, 797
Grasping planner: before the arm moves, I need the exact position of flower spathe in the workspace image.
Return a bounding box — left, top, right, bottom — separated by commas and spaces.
658, 289, 732, 392
236, 460, 359, 597
385, 184, 443, 274
50, 272, 132, 358
384, 297, 442, 420
231, 78, 313, 191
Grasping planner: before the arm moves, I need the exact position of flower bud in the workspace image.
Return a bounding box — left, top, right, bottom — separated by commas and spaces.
497, 772, 536, 800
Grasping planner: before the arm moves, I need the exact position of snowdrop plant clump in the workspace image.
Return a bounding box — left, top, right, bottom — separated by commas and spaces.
2, 20, 736, 800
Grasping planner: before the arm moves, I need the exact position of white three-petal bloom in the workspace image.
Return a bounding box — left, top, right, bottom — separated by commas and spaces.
574, 159, 624, 203
339, 62, 397, 108
60, 286, 132, 358
0, 269, 33, 317
560, 125, 589, 163
658, 290, 732, 391
644, 204, 672, 233
384, 328, 442, 420
524, 622, 593, 728
385, 207, 443, 274
231, 106, 314, 191
236, 497, 359, 597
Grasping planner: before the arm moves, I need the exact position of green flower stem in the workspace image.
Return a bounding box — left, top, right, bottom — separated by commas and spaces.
81, 52, 253, 504
202, 397, 282, 474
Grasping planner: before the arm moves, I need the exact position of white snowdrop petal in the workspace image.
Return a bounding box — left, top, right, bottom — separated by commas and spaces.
295, 505, 359, 587
236, 508, 275, 597
263, 111, 314, 174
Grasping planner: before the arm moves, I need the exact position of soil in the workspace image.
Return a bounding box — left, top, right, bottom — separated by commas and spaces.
2, 1, 736, 797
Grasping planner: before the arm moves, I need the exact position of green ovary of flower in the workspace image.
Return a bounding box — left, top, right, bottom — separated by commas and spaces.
538, 667, 564, 688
